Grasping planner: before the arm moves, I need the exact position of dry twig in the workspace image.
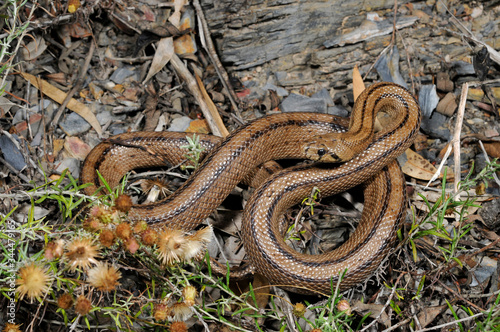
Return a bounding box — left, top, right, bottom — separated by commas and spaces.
170, 54, 229, 137
193, 0, 242, 120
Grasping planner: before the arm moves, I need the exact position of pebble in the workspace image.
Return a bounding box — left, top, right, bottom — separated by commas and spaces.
262, 83, 289, 97
418, 85, 439, 117
435, 92, 457, 116
327, 106, 349, 117
312, 88, 334, 107
450, 61, 476, 76
0, 134, 27, 171
109, 66, 139, 84
167, 116, 192, 132
470, 256, 497, 287
59, 110, 122, 136
55, 157, 81, 178
374, 45, 408, 88
280, 93, 327, 113
59, 112, 92, 135
420, 112, 450, 140
13, 100, 52, 125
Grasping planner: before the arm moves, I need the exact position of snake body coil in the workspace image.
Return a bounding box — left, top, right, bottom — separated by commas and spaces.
82, 82, 421, 293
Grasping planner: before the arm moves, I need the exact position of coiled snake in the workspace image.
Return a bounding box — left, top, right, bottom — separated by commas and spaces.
81, 82, 421, 294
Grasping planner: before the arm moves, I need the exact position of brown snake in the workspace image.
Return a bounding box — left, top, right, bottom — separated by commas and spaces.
81, 82, 421, 294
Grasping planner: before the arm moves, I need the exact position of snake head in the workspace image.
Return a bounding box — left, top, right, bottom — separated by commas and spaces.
304, 140, 343, 163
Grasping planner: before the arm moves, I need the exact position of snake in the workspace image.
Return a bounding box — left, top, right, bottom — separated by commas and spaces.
81, 82, 421, 294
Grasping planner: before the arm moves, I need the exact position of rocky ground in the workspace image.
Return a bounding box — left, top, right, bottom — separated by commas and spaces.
1, 0, 500, 331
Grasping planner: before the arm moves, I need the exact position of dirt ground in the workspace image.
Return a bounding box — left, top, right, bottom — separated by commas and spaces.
1, 0, 500, 331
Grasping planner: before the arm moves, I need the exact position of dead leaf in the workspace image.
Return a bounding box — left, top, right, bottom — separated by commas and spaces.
21, 37, 47, 61
195, 73, 230, 137
353, 301, 390, 328
53, 139, 65, 157
186, 119, 210, 134
401, 149, 442, 181
250, 273, 270, 311
63, 136, 92, 161
417, 305, 447, 328
143, 37, 175, 83
20, 72, 102, 135
482, 141, 500, 158
143, 0, 186, 83
352, 65, 365, 102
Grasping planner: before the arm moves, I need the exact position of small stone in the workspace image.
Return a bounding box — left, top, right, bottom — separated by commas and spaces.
64, 136, 92, 161
436, 72, 454, 92
174, 8, 197, 55
89, 82, 104, 100
168, 116, 192, 132
450, 61, 475, 76
436, 93, 457, 116
280, 93, 327, 113
418, 85, 440, 117
0, 134, 27, 171
470, 256, 496, 287
327, 106, 349, 117
55, 157, 81, 178
262, 83, 289, 97
59, 112, 91, 135
484, 128, 499, 138
374, 45, 407, 88
420, 112, 450, 140
172, 97, 182, 112
312, 88, 334, 107
109, 67, 138, 84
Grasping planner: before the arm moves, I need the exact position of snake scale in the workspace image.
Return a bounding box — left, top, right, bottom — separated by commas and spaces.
81, 82, 421, 293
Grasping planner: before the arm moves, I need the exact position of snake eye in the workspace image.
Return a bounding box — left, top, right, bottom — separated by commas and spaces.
317, 148, 326, 157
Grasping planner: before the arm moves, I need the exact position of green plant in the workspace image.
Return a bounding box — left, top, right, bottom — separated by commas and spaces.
407, 160, 500, 267
301, 186, 321, 216
301, 270, 369, 331
180, 134, 205, 171
473, 292, 500, 331
0, 0, 34, 95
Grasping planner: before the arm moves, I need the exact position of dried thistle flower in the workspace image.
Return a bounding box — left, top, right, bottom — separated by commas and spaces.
65, 237, 100, 272
125, 237, 140, 254
44, 239, 64, 260
153, 303, 171, 322
157, 228, 188, 265
141, 228, 158, 246
87, 263, 121, 292
171, 302, 192, 321
157, 226, 213, 265
133, 220, 148, 234
140, 178, 173, 200
74, 295, 92, 316
169, 321, 188, 332
99, 229, 115, 248
16, 263, 53, 301
114, 194, 132, 212
293, 303, 306, 317
183, 226, 213, 261
90, 205, 119, 224
57, 293, 74, 309
336, 299, 351, 315
82, 217, 103, 231
2, 322, 22, 332
182, 285, 197, 306
116, 222, 131, 240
